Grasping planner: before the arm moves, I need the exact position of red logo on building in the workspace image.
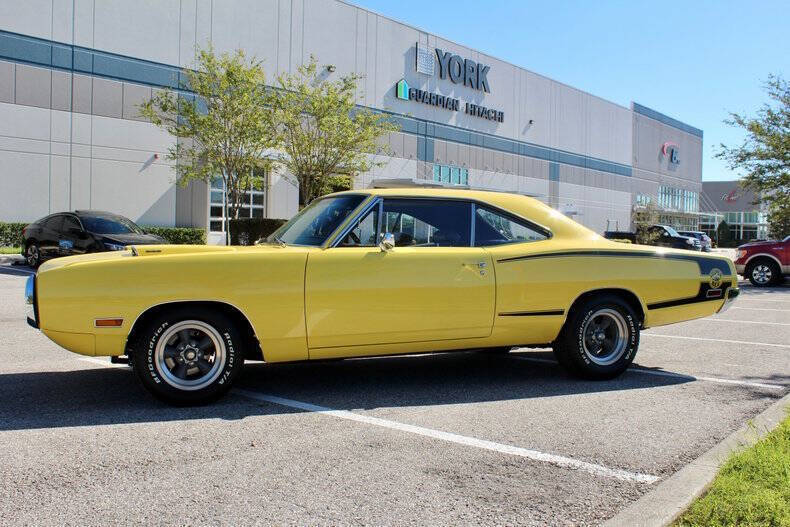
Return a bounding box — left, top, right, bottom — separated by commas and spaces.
721, 189, 740, 203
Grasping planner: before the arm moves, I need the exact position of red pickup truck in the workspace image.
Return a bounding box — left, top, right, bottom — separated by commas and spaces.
734, 236, 790, 286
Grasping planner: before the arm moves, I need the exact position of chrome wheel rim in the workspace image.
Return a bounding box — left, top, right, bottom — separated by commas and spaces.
582, 308, 628, 366
154, 320, 226, 391
752, 265, 772, 284
26, 245, 38, 266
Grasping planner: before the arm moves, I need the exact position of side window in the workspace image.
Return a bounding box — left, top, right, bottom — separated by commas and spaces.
474, 207, 547, 246
383, 199, 471, 247
338, 206, 379, 247
43, 215, 64, 231
62, 216, 82, 233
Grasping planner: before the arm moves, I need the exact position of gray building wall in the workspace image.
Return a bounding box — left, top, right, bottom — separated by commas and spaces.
0, 0, 702, 241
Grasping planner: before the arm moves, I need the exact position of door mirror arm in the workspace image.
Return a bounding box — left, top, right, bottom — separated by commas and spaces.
379, 232, 395, 252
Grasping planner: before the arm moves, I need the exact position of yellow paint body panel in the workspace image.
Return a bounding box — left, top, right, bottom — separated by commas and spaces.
32, 188, 737, 361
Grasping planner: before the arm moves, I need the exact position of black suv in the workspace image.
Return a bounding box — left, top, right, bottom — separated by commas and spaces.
648, 225, 701, 251
22, 211, 167, 268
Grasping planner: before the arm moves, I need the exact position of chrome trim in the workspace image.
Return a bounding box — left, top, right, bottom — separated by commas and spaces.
24, 275, 35, 305
470, 202, 476, 246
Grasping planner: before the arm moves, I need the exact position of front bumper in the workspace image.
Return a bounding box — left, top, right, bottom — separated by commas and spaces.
25, 274, 38, 328
717, 287, 740, 313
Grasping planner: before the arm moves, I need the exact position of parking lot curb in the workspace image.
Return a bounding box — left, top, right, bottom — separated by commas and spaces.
602, 391, 790, 527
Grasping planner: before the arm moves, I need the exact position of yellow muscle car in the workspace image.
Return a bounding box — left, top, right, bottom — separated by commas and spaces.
25, 189, 739, 404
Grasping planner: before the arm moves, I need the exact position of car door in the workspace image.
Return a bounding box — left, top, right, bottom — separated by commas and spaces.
59, 215, 91, 256
305, 198, 495, 355
39, 215, 64, 259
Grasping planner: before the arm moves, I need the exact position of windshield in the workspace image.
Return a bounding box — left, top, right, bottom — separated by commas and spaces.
663, 226, 681, 237
269, 194, 367, 246
81, 215, 144, 235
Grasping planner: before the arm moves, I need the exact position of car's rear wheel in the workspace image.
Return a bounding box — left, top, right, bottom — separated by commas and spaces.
25, 242, 40, 268
130, 307, 244, 405
746, 260, 780, 287
553, 295, 639, 379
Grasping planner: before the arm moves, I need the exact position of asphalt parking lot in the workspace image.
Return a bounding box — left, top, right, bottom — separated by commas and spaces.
0, 263, 788, 526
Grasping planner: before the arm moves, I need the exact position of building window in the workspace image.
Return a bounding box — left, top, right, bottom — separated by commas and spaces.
209, 171, 266, 233
657, 185, 698, 213
432, 164, 468, 186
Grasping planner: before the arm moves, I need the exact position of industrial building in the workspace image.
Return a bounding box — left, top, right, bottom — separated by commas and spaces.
0, 0, 703, 244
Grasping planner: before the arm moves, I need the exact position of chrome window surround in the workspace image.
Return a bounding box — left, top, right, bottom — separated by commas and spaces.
325, 194, 552, 249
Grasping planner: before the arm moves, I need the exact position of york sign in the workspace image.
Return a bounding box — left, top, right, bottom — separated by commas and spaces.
435, 48, 491, 93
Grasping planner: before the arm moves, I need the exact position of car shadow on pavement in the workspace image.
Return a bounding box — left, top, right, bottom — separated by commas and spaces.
0, 265, 35, 277
0, 350, 699, 432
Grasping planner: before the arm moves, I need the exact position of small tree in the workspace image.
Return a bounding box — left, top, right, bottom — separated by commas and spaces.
717, 75, 790, 239
716, 220, 733, 247
268, 57, 399, 207
632, 201, 660, 245
139, 47, 276, 243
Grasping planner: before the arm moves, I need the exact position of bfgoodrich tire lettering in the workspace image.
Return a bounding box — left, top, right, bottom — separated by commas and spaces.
131, 307, 244, 405
553, 295, 639, 380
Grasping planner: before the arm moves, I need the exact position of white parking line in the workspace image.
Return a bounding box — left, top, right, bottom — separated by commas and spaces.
732, 307, 790, 312
233, 388, 660, 484
641, 333, 790, 348
509, 354, 786, 391
707, 318, 790, 326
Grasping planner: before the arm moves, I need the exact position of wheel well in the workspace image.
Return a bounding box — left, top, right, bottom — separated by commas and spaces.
746, 255, 780, 270
126, 301, 263, 361
566, 288, 645, 327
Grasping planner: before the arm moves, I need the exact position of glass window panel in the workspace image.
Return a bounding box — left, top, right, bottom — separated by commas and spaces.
433, 164, 441, 182
450, 167, 460, 184
210, 206, 223, 217
474, 207, 547, 247
461, 168, 468, 185
338, 206, 379, 247
383, 199, 471, 247
440, 165, 450, 183
252, 208, 263, 218
210, 178, 224, 190
210, 221, 223, 232
252, 193, 264, 205
210, 191, 224, 204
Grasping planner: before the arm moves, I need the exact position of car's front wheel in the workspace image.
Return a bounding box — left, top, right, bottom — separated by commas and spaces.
553, 295, 639, 380
130, 307, 244, 405
746, 260, 780, 287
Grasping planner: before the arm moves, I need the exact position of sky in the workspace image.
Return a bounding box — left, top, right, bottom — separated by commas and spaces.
352, 0, 789, 181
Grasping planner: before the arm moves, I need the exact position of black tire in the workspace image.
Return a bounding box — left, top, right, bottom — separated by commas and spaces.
25, 241, 41, 268
552, 295, 639, 380
130, 307, 244, 405
746, 259, 780, 287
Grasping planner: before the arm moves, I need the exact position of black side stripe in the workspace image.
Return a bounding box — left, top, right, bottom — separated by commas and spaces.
498, 309, 565, 317
647, 282, 732, 310
497, 250, 729, 276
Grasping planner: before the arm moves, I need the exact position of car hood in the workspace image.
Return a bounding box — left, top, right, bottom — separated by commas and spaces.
738, 240, 777, 249
99, 233, 166, 245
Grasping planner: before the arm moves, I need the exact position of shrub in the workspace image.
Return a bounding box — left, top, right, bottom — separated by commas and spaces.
229, 218, 287, 245
0, 222, 28, 247
142, 226, 206, 245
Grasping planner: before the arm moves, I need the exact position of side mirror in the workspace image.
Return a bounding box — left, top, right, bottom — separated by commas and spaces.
379, 232, 395, 252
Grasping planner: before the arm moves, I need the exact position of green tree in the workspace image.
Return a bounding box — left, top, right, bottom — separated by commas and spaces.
717, 220, 733, 247
139, 47, 276, 243
717, 75, 790, 239
632, 201, 660, 245
268, 57, 399, 207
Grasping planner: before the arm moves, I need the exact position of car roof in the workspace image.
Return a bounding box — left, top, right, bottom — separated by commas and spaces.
74, 210, 125, 218
326, 188, 597, 240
